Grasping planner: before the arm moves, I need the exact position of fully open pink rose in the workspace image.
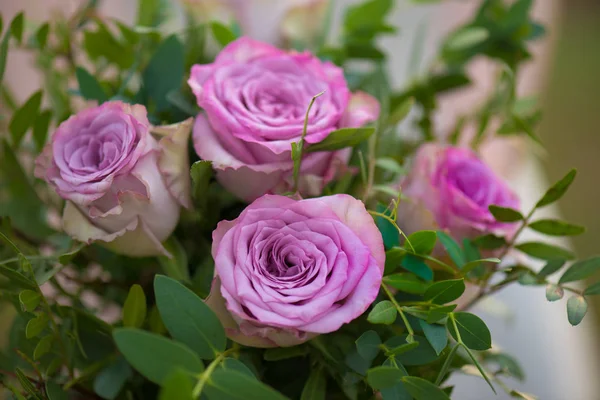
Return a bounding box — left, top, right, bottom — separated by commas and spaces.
205, 194, 385, 347
400, 143, 520, 240
188, 37, 379, 202
35, 101, 192, 257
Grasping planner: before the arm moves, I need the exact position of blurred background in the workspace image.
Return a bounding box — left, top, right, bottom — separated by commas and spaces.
1, 0, 599, 399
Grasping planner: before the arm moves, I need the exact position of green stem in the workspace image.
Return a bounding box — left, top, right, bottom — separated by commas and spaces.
192, 348, 237, 398
368, 211, 415, 253
382, 283, 414, 338
448, 313, 462, 343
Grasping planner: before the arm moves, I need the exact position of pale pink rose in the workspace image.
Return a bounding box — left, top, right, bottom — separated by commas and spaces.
400, 143, 520, 240
35, 101, 192, 257
205, 194, 385, 347
188, 37, 379, 201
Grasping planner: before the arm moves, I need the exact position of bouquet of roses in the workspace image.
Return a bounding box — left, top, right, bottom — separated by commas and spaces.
0, 0, 595, 399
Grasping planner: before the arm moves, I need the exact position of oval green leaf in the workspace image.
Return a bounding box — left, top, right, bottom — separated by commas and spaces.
447, 312, 491, 351
367, 300, 397, 325
424, 279, 465, 304
559, 256, 600, 284
122, 284, 147, 328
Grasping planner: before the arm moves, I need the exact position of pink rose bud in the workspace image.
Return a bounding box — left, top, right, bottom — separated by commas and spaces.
205, 194, 385, 347
35, 102, 192, 257
188, 37, 379, 202
400, 143, 520, 240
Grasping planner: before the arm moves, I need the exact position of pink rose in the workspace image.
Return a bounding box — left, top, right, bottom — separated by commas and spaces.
188, 37, 379, 202
205, 194, 385, 347
400, 143, 520, 240
35, 101, 192, 257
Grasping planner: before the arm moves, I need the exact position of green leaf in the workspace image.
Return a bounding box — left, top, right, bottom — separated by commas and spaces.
84, 23, 134, 69
0, 265, 36, 289
559, 256, 600, 284
401, 376, 450, 400
159, 369, 194, 400
19, 290, 41, 312
122, 284, 147, 328
584, 282, 600, 296
263, 346, 307, 361
545, 284, 564, 302
424, 279, 465, 304
143, 35, 184, 111
33, 335, 53, 360
375, 157, 406, 175
10, 90, 43, 147
94, 357, 132, 400
484, 352, 525, 381
394, 335, 440, 366
137, 0, 169, 27
535, 169, 577, 208
376, 205, 400, 249
356, 330, 381, 362
367, 366, 405, 390
472, 234, 507, 250
306, 127, 375, 152
401, 254, 433, 281
205, 369, 288, 400
461, 258, 500, 275
157, 237, 191, 283
385, 341, 419, 357
190, 160, 213, 203
437, 231, 465, 267
384, 247, 405, 274
566, 295, 587, 326
154, 275, 226, 359
26, 314, 48, 339
418, 320, 447, 355
46, 382, 68, 400
32, 110, 52, 152
367, 301, 397, 325
528, 219, 585, 236
301, 367, 326, 400
406, 231, 437, 255
221, 358, 255, 377
488, 205, 524, 222
383, 273, 429, 295
448, 312, 491, 351
538, 259, 566, 278
446, 27, 489, 50
0, 32, 10, 82
75, 67, 108, 103
113, 328, 204, 385
210, 21, 237, 47
425, 305, 457, 324
388, 97, 414, 125
515, 242, 575, 261
34, 23, 50, 50
10, 12, 24, 44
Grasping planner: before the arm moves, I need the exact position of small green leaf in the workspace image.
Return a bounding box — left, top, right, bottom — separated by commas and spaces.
375, 157, 406, 175
472, 234, 507, 250
35, 23, 50, 50
488, 205, 523, 222
566, 295, 587, 326
388, 97, 414, 125
537, 259, 566, 278
461, 258, 500, 275
0, 32, 10, 82
19, 290, 41, 312
46, 382, 68, 400
32, 110, 52, 152
10, 12, 24, 44
446, 27, 489, 51
157, 237, 191, 283
394, 335, 440, 366
26, 314, 48, 339
448, 312, 491, 351
154, 275, 226, 359
383, 273, 429, 295
221, 358, 255, 377
263, 346, 307, 361
559, 256, 600, 284
159, 369, 194, 400
536, 169, 577, 208
75, 67, 108, 103
515, 242, 575, 261
94, 357, 132, 400
545, 284, 564, 302
367, 301, 397, 325
143, 35, 184, 111
424, 279, 465, 304
384, 247, 406, 274
406, 231, 437, 255
113, 328, 204, 385
190, 160, 213, 203
401, 376, 450, 400
0, 265, 37, 289
122, 284, 147, 328
584, 282, 600, 296
437, 231, 465, 267
306, 127, 375, 152
34, 335, 53, 360
418, 320, 447, 355
367, 366, 405, 390
10, 90, 43, 147
385, 341, 419, 357
205, 369, 288, 400
301, 367, 326, 400
401, 254, 433, 281
425, 304, 456, 324
210, 21, 237, 47
356, 330, 381, 362
528, 219, 585, 236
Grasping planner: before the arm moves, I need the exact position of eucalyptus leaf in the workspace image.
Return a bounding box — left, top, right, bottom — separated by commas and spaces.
401, 376, 450, 400
383, 273, 429, 295
447, 312, 491, 351
159, 369, 194, 400
406, 231, 437, 255
401, 254, 433, 281
367, 301, 397, 325
515, 242, 575, 261
205, 369, 288, 400
367, 366, 405, 390
528, 219, 585, 236
122, 284, 147, 328
424, 279, 465, 304
356, 330, 381, 362
418, 320, 447, 355
306, 127, 375, 152
489, 205, 524, 222
559, 256, 600, 284
535, 169, 576, 208
437, 231, 465, 267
